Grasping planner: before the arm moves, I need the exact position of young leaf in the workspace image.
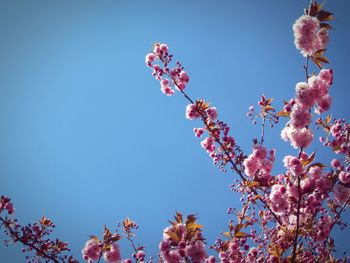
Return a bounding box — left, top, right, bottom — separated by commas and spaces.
103, 225, 112, 241
277, 111, 290, 117
235, 231, 247, 238
174, 212, 183, 224
301, 151, 315, 166
222, 232, 231, 238
165, 230, 179, 242
325, 115, 332, 125
317, 10, 334, 21
320, 23, 333, 30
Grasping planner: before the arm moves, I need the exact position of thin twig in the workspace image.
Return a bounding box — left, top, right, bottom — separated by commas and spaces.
260, 116, 266, 145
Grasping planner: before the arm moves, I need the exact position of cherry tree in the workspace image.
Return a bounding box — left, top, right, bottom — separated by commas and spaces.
1, 1, 349, 262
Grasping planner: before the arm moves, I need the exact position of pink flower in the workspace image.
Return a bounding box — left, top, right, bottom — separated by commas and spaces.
201, 137, 215, 153
153, 43, 168, 56
287, 183, 299, 199
339, 171, 350, 184
281, 126, 290, 141
289, 127, 314, 149
145, 53, 156, 67
295, 82, 316, 108
244, 146, 274, 183
315, 94, 332, 114
103, 243, 121, 263
0, 196, 15, 215
331, 159, 342, 169
290, 103, 311, 128
270, 184, 289, 213
160, 85, 175, 96
186, 104, 201, 120
161, 78, 169, 86
207, 107, 218, 120
185, 241, 207, 262
283, 155, 303, 175
319, 69, 333, 85
253, 145, 267, 159
293, 15, 325, 56
4, 202, 15, 214
205, 255, 216, 263
179, 71, 189, 83
243, 156, 258, 177
315, 216, 332, 241
176, 81, 186, 90
160, 44, 169, 53
193, 128, 205, 138
136, 250, 145, 261
82, 239, 101, 262
163, 250, 181, 263
330, 123, 342, 136
159, 239, 171, 252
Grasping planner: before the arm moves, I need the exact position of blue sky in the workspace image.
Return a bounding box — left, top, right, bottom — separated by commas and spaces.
1, 0, 350, 261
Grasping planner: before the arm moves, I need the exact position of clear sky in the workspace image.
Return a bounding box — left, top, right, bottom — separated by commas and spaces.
1, 0, 350, 261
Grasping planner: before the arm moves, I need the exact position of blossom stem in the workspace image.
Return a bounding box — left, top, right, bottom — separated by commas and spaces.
260, 116, 266, 145
291, 147, 304, 262
125, 233, 139, 261
304, 56, 310, 81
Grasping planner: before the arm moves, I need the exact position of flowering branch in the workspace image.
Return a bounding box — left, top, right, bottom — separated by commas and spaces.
0, 196, 77, 263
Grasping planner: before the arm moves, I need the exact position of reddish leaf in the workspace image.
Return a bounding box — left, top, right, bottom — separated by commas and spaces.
103, 225, 112, 241
235, 232, 247, 238
317, 10, 334, 21
320, 23, 333, 30
277, 111, 290, 117
301, 151, 315, 166
165, 230, 179, 242
174, 212, 183, 224
222, 232, 231, 238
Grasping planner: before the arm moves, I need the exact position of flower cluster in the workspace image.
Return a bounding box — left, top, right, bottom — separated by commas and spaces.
293, 15, 328, 57
319, 118, 350, 158
269, 184, 289, 213
82, 226, 122, 263
293, 2, 333, 58
243, 145, 275, 186
148, 42, 246, 174
0, 196, 15, 215
210, 215, 267, 263
82, 239, 102, 262
82, 241, 122, 263
82, 218, 146, 263
146, 43, 189, 96
281, 69, 333, 149
317, 117, 350, 206
158, 213, 208, 263
186, 100, 245, 173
